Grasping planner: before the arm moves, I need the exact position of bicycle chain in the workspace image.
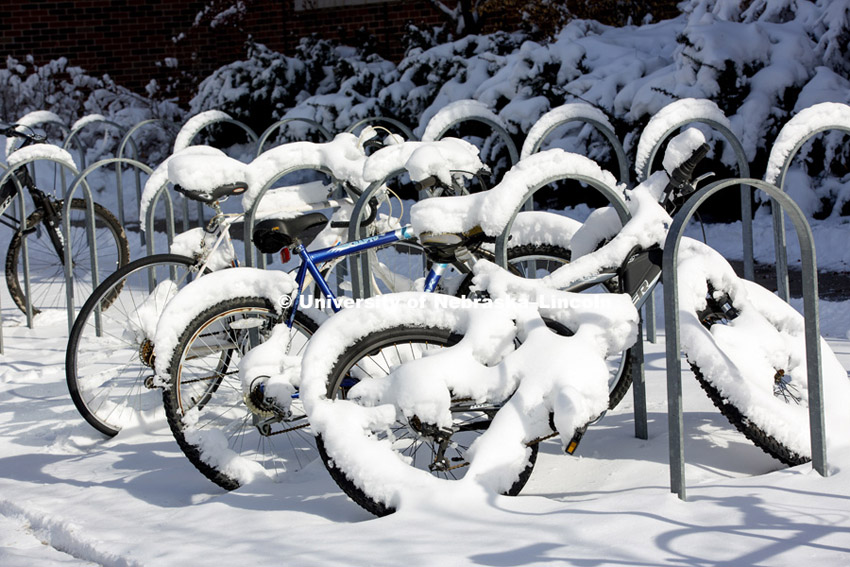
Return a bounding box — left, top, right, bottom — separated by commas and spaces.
267, 421, 310, 435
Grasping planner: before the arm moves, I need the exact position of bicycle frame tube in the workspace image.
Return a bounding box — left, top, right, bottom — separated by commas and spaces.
621, 247, 663, 310
285, 225, 443, 326
422, 263, 447, 292
196, 212, 242, 273
310, 226, 415, 264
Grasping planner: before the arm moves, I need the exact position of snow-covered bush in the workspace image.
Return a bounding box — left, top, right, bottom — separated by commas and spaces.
0, 55, 100, 124
190, 37, 396, 141
0, 55, 184, 164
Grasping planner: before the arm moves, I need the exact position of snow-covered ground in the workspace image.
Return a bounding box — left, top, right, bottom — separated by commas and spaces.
0, 283, 848, 565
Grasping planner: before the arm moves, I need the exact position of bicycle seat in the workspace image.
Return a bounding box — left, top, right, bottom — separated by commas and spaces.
174, 182, 248, 203
168, 153, 249, 203
252, 212, 329, 253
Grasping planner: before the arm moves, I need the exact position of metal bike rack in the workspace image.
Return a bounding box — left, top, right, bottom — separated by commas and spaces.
257, 118, 333, 155
345, 116, 417, 141
0, 150, 81, 329
636, 101, 752, 343
765, 111, 850, 303
63, 158, 154, 334
143, 181, 178, 257
347, 170, 405, 301
115, 119, 172, 245
63, 116, 126, 170
421, 99, 520, 169
174, 111, 258, 233
663, 177, 824, 501
520, 102, 630, 184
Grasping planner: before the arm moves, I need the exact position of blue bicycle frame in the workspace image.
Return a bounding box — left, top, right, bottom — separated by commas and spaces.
285, 224, 449, 327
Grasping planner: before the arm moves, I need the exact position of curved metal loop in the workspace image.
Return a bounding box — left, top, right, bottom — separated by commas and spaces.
493, 173, 630, 268
421, 102, 520, 167
769, 125, 850, 303
144, 181, 177, 257
347, 168, 409, 299
637, 116, 752, 269
663, 177, 824, 501
243, 164, 339, 268
345, 117, 417, 142
179, 116, 259, 151
257, 118, 334, 156
118, 119, 177, 246
1, 155, 80, 327
522, 105, 630, 185
62, 157, 153, 332
63, 117, 126, 169
118, 118, 176, 162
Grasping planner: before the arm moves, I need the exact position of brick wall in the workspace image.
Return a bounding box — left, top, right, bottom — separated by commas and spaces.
0, 0, 446, 101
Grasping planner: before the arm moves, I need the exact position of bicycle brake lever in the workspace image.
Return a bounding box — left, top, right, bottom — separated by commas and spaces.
692, 171, 715, 190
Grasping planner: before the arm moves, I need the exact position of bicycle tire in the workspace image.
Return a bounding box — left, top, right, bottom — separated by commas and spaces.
162, 296, 319, 490
6, 198, 130, 315
316, 324, 537, 517
689, 282, 811, 466
65, 254, 199, 437
458, 243, 634, 410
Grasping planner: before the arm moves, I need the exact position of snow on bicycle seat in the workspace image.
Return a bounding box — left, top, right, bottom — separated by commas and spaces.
168, 152, 249, 203
252, 212, 329, 253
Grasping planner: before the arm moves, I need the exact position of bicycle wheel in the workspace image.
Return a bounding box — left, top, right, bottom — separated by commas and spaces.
687, 278, 850, 466
162, 297, 319, 490
316, 325, 537, 517
6, 198, 130, 315
66, 254, 199, 437
458, 243, 634, 409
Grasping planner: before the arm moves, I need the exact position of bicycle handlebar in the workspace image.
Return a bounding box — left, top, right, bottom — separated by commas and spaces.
1, 123, 47, 145
660, 143, 710, 214
669, 143, 710, 191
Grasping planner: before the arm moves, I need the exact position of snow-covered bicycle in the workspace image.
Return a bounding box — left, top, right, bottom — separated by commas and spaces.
1, 123, 130, 315
65, 131, 423, 437
298, 128, 850, 516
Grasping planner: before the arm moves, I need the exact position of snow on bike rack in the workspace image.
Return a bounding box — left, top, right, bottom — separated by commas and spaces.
421, 99, 520, 172
116, 119, 176, 246
519, 102, 629, 185
763, 102, 850, 303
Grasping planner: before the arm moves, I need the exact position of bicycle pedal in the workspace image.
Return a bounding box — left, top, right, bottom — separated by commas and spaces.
565, 426, 587, 455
